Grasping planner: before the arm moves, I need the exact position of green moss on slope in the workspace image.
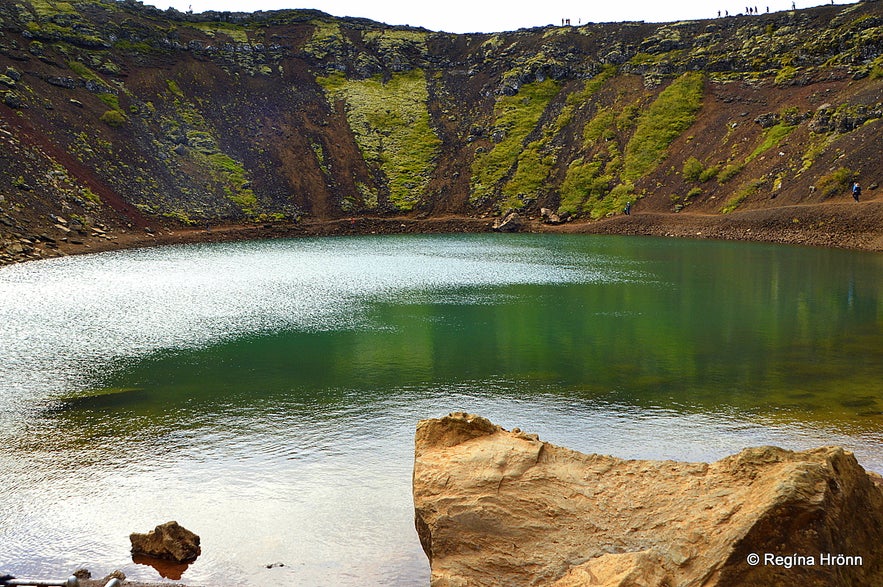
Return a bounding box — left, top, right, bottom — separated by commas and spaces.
746, 121, 795, 164
158, 84, 258, 217
622, 72, 705, 182
499, 66, 618, 213
471, 79, 560, 205
304, 19, 345, 59
318, 69, 441, 211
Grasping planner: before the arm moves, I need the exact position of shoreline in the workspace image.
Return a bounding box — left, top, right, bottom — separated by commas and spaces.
4, 200, 880, 268
548, 201, 883, 252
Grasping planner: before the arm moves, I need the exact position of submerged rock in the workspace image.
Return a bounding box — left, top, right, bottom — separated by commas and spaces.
129, 521, 201, 563
413, 412, 883, 587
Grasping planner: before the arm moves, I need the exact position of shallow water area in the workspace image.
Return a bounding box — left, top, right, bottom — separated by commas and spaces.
0, 234, 881, 586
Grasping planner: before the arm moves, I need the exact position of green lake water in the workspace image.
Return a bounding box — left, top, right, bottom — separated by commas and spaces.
0, 234, 881, 585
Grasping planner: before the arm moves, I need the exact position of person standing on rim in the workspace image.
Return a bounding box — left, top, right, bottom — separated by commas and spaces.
852, 182, 861, 202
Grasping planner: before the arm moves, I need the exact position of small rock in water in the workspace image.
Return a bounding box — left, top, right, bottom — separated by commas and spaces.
130, 521, 201, 563
104, 570, 126, 581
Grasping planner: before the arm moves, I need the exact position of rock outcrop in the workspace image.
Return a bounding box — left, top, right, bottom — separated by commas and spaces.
492, 212, 523, 232
129, 521, 201, 564
413, 413, 883, 586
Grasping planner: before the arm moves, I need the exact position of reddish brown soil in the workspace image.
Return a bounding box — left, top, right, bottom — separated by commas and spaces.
37, 197, 881, 265
549, 199, 883, 252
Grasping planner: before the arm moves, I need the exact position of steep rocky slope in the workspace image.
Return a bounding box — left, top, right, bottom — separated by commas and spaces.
2, 0, 883, 262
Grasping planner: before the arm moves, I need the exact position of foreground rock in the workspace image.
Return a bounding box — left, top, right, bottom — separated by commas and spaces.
413, 413, 883, 586
129, 521, 201, 564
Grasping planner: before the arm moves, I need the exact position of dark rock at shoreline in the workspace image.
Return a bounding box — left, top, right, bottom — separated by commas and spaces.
413, 413, 883, 586
492, 212, 523, 232
129, 521, 201, 564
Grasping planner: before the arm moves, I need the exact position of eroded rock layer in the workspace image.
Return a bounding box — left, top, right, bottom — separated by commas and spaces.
413, 413, 883, 586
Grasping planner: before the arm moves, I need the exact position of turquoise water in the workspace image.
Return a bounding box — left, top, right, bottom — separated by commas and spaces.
0, 234, 881, 585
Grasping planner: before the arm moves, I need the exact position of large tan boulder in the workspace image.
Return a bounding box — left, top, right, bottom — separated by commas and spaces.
413, 413, 883, 587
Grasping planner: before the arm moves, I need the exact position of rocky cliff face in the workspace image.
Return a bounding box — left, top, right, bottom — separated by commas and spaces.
2, 0, 883, 262
413, 413, 883, 587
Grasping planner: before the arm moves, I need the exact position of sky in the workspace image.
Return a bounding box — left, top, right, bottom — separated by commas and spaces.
142, 0, 855, 34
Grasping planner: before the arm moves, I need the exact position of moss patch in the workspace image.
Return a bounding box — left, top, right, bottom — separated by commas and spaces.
189, 22, 249, 43
621, 72, 705, 182
304, 19, 345, 59
559, 158, 612, 217
99, 109, 126, 127
816, 167, 853, 199
318, 70, 441, 211
159, 85, 259, 217
471, 79, 560, 205
747, 122, 795, 163
721, 178, 764, 214
501, 66, 618, 213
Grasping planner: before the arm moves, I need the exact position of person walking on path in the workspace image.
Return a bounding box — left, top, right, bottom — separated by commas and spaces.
852, 182, 861, 202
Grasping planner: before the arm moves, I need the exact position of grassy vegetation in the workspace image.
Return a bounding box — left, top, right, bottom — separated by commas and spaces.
699, 165, 720, 182
558, 72, 702, 219
114, 40, 156, 54
582, 108, 616, 144
27, 0, 76, 19
560, 107, 625, 218
363, 29, 427, 52
774, 65, 798, 85
496, 68, 617, 211
470, 79, 560, 205
201, 153, 257, 215
162, 210, 197, 225
67, 61, 126, 115
621, 72, 705, 182
318, 69, 441, 211
68, 61, 102, 84
746, 122, 795, 163
816, 167, 853, 199
80, 187, 100, 203
166, 79, 184, 98
25, 18, 109, 47
682, 156, 704, 181
800, 134, 835, 173
157, 83, 259, 216
99, 110, 126, 127
189, 22, 249, 43
499, 140, 554, 212
721, 179, 763, 213
559, 158, 613, 216
305, 19, 345, 59
718, 163, 744, 184
681, 155, 734, 188
98, 92, 121, 111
